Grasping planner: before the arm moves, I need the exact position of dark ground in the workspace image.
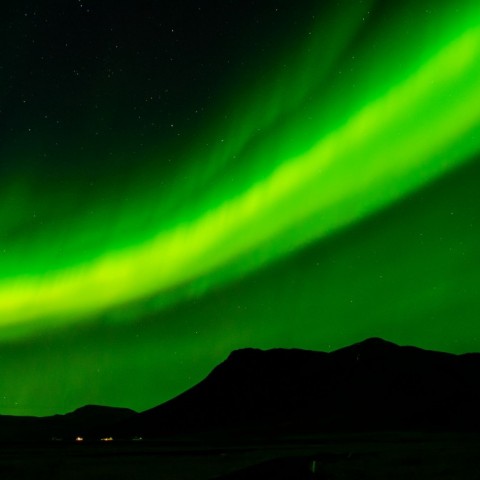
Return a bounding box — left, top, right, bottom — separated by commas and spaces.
1, 433, 480, 479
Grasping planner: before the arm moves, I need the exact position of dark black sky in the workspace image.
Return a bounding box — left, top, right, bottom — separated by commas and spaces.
0, 1, 321, 180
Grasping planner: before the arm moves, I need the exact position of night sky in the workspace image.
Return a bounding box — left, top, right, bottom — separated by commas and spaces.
1, 0, 480, 416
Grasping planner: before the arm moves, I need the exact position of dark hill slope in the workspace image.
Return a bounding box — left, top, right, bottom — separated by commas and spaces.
116, 338, 480, 437
0, 405, 136, 442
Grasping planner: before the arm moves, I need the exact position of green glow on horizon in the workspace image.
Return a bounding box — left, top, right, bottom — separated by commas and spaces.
1, 19, 480, 336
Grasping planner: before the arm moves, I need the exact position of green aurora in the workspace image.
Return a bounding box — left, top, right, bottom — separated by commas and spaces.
1, 1, 480, 415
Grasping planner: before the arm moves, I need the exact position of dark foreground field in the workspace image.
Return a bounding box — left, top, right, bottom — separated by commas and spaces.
1, 433, 479, 479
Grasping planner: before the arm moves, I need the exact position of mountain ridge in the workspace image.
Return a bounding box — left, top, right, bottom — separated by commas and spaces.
2, 338, 480, 441
113, 337, 480, 438
0, 405, 136, 441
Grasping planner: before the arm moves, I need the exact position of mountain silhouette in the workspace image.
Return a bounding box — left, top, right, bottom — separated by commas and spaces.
113, 338, 480, 437
0, 405, 135, 442
2, 338, 480, 441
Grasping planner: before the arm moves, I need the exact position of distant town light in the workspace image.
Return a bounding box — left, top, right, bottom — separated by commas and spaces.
75, 436, 84, 442
100, 437, 113, 442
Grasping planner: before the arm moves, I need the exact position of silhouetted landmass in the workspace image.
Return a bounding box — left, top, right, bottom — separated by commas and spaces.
0, 405, 136, 442
2, 338, 480, 442
114, 337, 480, 438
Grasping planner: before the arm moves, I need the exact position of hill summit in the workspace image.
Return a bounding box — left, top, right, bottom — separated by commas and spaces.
116, 338, 480, 437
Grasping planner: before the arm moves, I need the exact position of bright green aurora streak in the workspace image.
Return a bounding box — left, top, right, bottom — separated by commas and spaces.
2, 4, 480, 339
